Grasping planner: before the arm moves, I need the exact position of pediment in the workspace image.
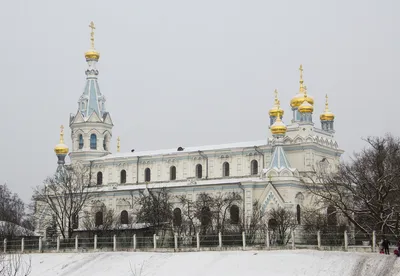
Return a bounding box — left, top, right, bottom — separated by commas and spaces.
103, 112, 114, 125
88, 111, 102, 123
259, 182, 285, 213
71, 111, 85, 124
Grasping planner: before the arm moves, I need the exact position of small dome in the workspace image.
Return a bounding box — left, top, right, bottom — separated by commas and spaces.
291, 92, 314, 108
269, 89, 284, 117
54, 125, 69, 155
291, 64, 314, 108
320, 94, 335, 121
271, 114, 287, 135
54, 143, 69, 155
298, 99, 314, 113
85, 49, 100, 61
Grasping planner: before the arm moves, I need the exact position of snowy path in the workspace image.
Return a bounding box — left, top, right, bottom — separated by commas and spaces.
24, 250, 400, 276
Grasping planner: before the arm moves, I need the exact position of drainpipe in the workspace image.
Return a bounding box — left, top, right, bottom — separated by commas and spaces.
238, 183, 246, 230
198, 151, 208, 179
136, 156, 140, 184
254, 146, 265, 168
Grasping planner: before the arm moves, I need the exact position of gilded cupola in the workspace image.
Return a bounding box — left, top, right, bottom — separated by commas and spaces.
270, 113, 287, 136
269, 89, 284, 118
290, 64, 314, 108
54, 125, 69, 158
320, 94, 335, 121
85, 21, 100, 61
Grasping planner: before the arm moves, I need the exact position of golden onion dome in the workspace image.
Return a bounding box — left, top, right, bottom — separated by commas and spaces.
290, 64, 314, 108
269, 89, 284, 117
85, 49, 100, 61
290, 92, 314, 108
85, 21, 100, 61
320, 94, 335, 121
271, 114, 287, 135
298, 95, 314, 113
54, 125, 69, 155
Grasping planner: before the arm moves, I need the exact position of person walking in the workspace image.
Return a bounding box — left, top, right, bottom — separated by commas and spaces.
382, 238, 390, 255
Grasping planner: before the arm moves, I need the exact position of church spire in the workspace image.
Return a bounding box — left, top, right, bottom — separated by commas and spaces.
78, 21, 106, 120
69, 22, 113, 163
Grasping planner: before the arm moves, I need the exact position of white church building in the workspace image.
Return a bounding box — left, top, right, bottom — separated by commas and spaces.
49, 23, 343, 236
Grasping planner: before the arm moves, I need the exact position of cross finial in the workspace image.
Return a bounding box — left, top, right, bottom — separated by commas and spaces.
299, 64, 304, 93
325, 94, 329, 110
274, 89, 279, 105
117, 136, 120, 153
89, 21, 96, 49
59, 125, 65, 143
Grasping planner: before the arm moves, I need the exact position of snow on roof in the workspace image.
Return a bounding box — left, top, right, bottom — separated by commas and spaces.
97, 140, 266, 160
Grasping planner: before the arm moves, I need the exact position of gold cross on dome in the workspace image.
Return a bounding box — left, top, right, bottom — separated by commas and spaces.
89, 21, 96, 49
60, 125, 64, 134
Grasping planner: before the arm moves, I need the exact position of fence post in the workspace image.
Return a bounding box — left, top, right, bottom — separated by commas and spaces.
344, 230, 348, 251
153, 234, 157, 250
174, 233, 178, 251
75, 235, 78, 252
133, 234, 136, 250
266, 231, 270, 249
21, 238, 24, 253
317, 230, 321, 249
218, 232, 222, 248
242, 232, 246, 250
94, 235, 97, 250
196, 233, 200, 250
291, 229, 295, 250
57, 236, 60, 252
3, 239, 6, 253
372, 231, 376, 252
113, 235, 116, 252
39, 237, 42, 252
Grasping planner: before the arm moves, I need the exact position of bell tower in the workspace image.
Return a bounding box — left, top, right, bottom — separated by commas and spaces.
69, 22, 113, 163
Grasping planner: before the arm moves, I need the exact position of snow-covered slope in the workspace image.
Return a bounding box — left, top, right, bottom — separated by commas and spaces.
26, 250, 400, 276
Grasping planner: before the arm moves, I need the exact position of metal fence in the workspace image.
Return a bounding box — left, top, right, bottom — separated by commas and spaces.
1, 230, 398, 254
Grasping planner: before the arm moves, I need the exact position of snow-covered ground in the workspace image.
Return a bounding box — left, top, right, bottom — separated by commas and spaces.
24, 250, 400, 276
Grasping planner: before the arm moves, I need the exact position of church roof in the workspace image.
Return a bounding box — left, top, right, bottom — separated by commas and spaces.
96, 140, 266, 160
268, 145, 293, 170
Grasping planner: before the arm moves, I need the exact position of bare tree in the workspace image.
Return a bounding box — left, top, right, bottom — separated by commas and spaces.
267, 206, 297, 245
0, 252, 31, 276
212, 192, 242, 234
0, 184, 30, 239
32, 164, 93, 239
175, 195, 197, 236
243, 200, 267, 245
135, 187, 173, 237
305, 134, 400, 236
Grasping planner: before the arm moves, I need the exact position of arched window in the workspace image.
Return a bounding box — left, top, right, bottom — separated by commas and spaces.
103, 136, 108, 151
97, 172, 103, 185
200, 206, 211, 226
95, 211, 103, 226
144, 168, 151, 182
327, 205, 337, 226
251, 160, 258, 175
196, 164, 202, 179
78, 134, 84, 149
72, 213, 79, 229
90, 134, 97, 149
120, 210, 128, 224
296, 204, 301, 224
223, 162, 230, 177
170, 166, 176, 180
173, 208, 182, 227
230, 205, 239, 224
120, 170, 126, 184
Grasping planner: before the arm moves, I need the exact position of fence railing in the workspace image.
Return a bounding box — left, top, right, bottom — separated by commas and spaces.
2, 230, 398, 254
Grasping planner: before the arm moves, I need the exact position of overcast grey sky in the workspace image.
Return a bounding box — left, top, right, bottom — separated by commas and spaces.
0, 0, 399, 203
